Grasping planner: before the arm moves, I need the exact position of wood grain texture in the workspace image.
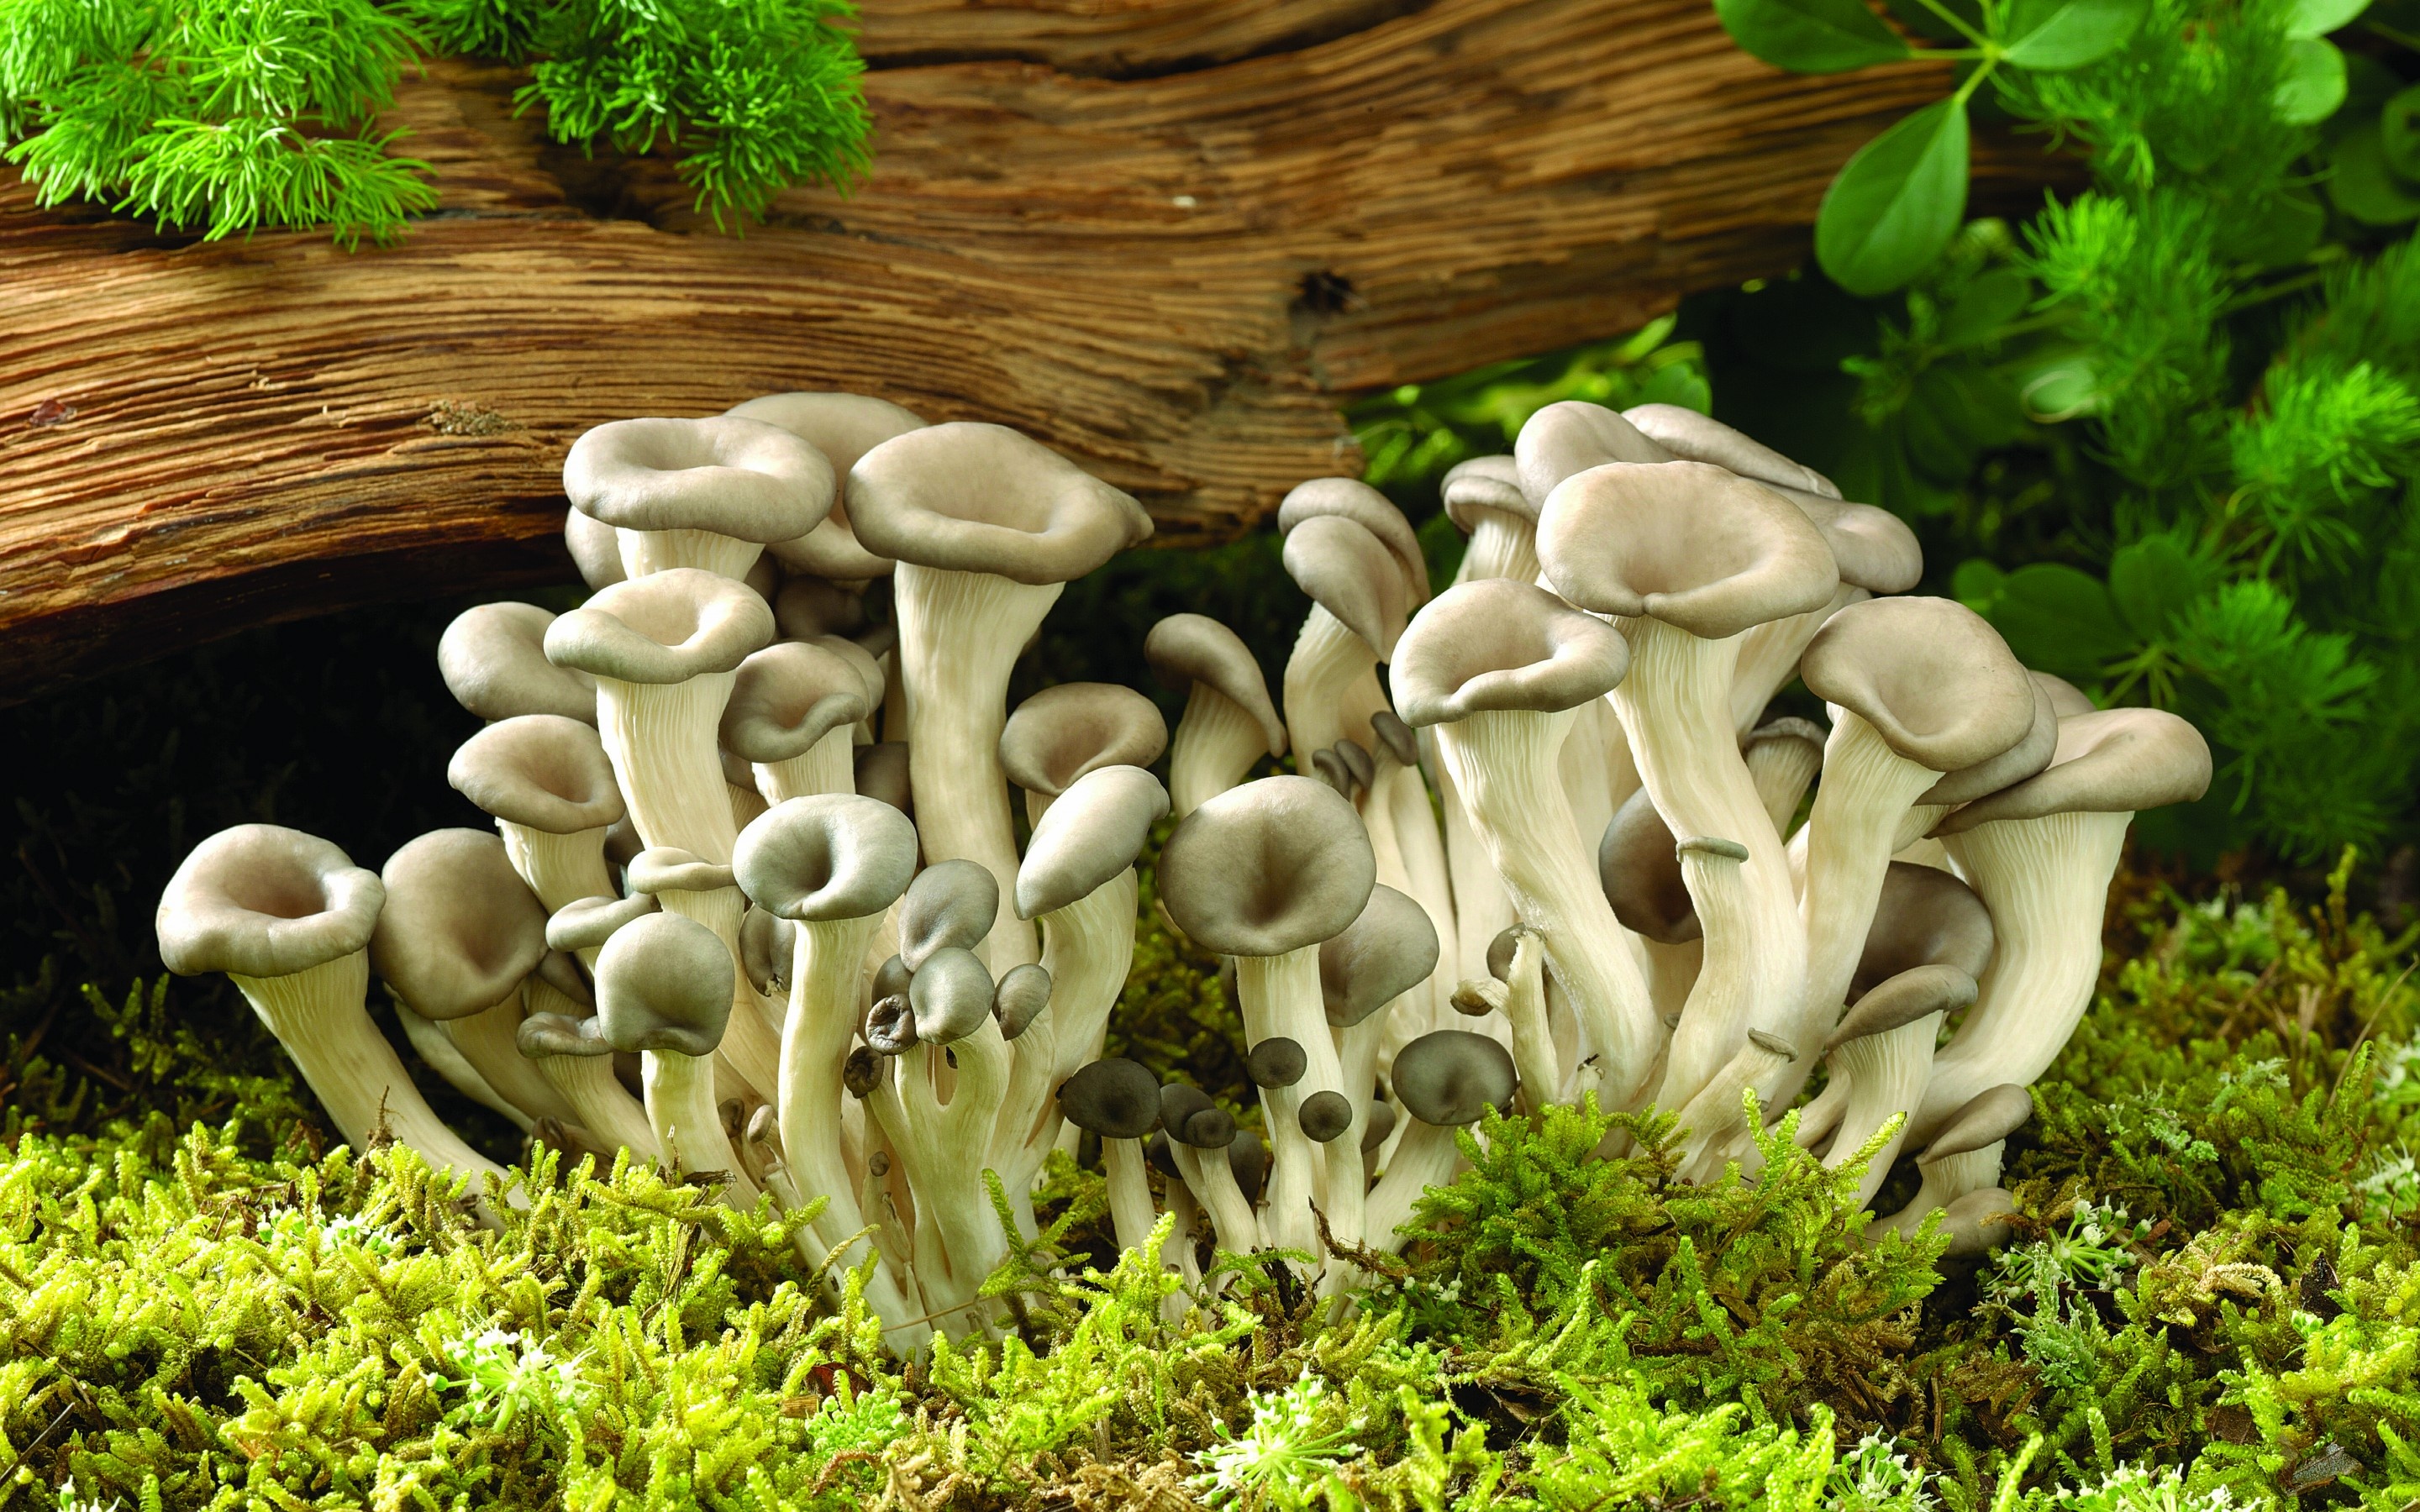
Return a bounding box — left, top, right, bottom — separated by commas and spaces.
0, 0, 2065, 700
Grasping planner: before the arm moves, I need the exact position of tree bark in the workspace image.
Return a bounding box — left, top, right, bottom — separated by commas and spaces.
0, 0, 2063, 700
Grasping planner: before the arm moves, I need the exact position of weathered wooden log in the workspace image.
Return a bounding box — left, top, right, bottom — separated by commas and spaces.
0, 0, 2062, 700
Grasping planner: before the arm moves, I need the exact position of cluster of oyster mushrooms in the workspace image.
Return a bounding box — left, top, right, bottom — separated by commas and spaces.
152, 391, 2211, 1343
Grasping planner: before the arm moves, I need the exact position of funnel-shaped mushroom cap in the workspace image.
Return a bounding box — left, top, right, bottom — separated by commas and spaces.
739, 903, 795, 993
1016, 765, 1169, 919
1157, 776, 1376, 957
847, 423, 1152, 585
1282, 513, 1412, 657
1515, 401, 1671, 504
865, 994, 918, 1055
592, 911, 734, 1056
729, 391, 929, 579
897, 859, 999, 970
1853, 863, 1996, 995
565, 416, 834, 543
1277, 478, 1431, 607
1826, 963, 1977, 1051
440, 603, 600, 724
1144, 614, 1286, 755
855, 743, 913, 815
159, 826, 385, 979
449, 716, 627, 835
1441, 454, 1531, 531
1747, 716, 1828, 755
721, 641, 872, 763
1936, 709, 2212, 834
626, 847, 737, 895
548, 893, 657, 953
843, 1045, 883, 1095
1923, 1084, 2033, 1161
910, 946, 996, 1044
2034, 672, 2096, 718
1802, 598, 2037, 773
518, 1012, 611, 1058
1059, 1058, 1162, 1139
1000, 683, 1168, 798
993, 962, 1053, 1039
371, 830, 548, 1020
774, 576, 867, 640
1622, 404, 1841, 499
1319, 885, 1441, 1027
733, 794, 920, 923
565, 511, 627, 593
1392, 579, 1629, 727
1246, 1037, 1307, 1089
1597, 790, 1699, 944
1297, 1089, 1354, 1142
1921, 675, 2059, 806
1538, 463, 1840, 638
545, 569, 776, 685
1392, 1030, 1518, 1126
1769, 487, 1923, 595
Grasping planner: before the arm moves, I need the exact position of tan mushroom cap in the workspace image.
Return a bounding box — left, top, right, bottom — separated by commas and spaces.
548, 892, 657, 953
1802, 597, 2039, 774
1157, 775, 1376, 958
1852, 862, 1996, 995
1622, 404, 1842, 500
1514, 401, 1672, 506
1391, 578, 1629, 727
544, 568, 776, 685
158, 825, 385, 980
1597, 789, 1698, 944
439, 603, 599, 725
626, 847, 737, 895
1923, 1084, 2033, 1162
518, 1012, 610, 1058
999, 683, 1168, 798
1282, 513, 1412, 658
727, 391, 929, 580
1016, 765, 1170, 920
1318, 884, 1441, 1027
2033, 671, 2097, 718
773, 576, 867, 640
1277, 477, 1431, 607
371, 829, 549, 1020
1144, 614, 1286, 756
721, 640, 871, 764
1934, 708, 2212, 834
1768, 486, 1923, 595
449, 715, 626, 835
564, 511, 627, 592
1920, 675, 2059, 806
732, 794, 920, 923
1537, 463, 1840, 640
592, 911, 734, 1057
847, 423, 1153, 585
1441, 454, 1532, 532
1391, 1029, 1518, 1126
564, 415, 835, 543
1825, 963, 1977, 1051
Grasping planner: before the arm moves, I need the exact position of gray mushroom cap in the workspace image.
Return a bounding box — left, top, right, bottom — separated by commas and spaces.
865, 995, 918, 1055
847, 423, 1152, 585
1157, 776, 1376, 958
1016, 765, 1169, 920
1598, 790, 1699, 943
732, 794, 921, 923
1181, 1105, 1239, 1150
592, 911, 735, 1057
439, 602, 599, 724
773, 576, 868, 640
564, 415, 834, 543
728, 391, 929, 580
818, 633, 887, 711
1621, 404, 1842, 499
1391, 1030, 1518, 1126
720, 640, 872, 764
739, 904, 795, 994
1934, 708, 2213, 834
1515, 401, 1672, 506
1370, 711, 1418, 767
1441, 454, 1532, 531
371, 829, 549, 1021
534, 948, 592, 1006
158, 825, 385, 980
1000, 683, 1168, 798
855, 743, 913, 815
1825, 963, 1978, 1052
1229, 1130, 1270, 1202
1486, 923, 1534, 982
843, 1044, 883, 1095
1923, 1084, 2034, 1162
1277, 477, 1431, 607
872, 953, 913, 1005
897, 859, 999, 971
1319, 885, 1441, 1027
1058, 1058, 1163, 1140
1246, 1037, 1308, 1089
909, 946, 996, 1044
993, 963, 1053, 1040
1361, 1101, 1397, 1152
2034, 672, 2097, 718
449, 715, 626, 835
1802, 597, 2039, 774
564, 510, 627, 593
1160, 1083, 1217, 1142
627, 847, 738, 895
544, 569, 776, 685
1297, 1089, 1355, 1142
518, 1011, 612, 1058
1920, 675, 2060, 806
1282, 513, 1412, 657
547, 892, 658, 954
1765, 486, 1924, 595
1392, 578, 1630, 726
1852, 862, 1996, 995
1745, 716, 1828, 759
1144, 614, 1286, 757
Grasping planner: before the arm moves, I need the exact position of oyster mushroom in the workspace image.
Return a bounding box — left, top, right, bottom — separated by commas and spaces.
625, 846, 782, 1101
1059, 1058, 1164, 1256
721, 639, 872, 805
724, 391, 929, 581
439, 602, 598, 725
564, 415, 834, 580
999, 682, 1167, 826
1621, 404, 1842, 499
448, 715, 625, 916
592, 911, 757, 1203
1145, 613, 1287, 817
1280, 512, 1413, 765
1365, 1031, 1517, 1250
1317, 882, 1440, 1249
1439, 454, 1539, 585
1873, 1084, 2033, 1256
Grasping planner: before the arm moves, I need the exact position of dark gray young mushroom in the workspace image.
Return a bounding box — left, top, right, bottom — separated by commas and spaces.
1365, 1032, 1518, 1250
564, 414, 834, 580
1145, 613, 1287, 817
1317, 883, 1439, 1244
1057, 1058, 1165, 1256
1160, 1084, 1260, 1254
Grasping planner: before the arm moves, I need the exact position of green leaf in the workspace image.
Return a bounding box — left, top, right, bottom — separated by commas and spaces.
2282, 0, 2370, 39
1937, 267, 2032, 349
2272, 39, 2349, 125
1815, 97, 1970, 297
2328, 121, 2420, 225
2383, 84, 2420, 181
1712, 0, 1912, 72
1981, 563, 2137, 681
1951, 557, 2008, 615
2107, 536, 2221, 641
2000, 0, 2149, 70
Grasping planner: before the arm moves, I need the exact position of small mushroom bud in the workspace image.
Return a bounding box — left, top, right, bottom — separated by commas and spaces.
897, 859, 998, 972
1246, 1037, 1307, 1089
1160, 1083, 1217, 1137
842, 1045, 882, 1097
871, 953, 913, 1005
1360, 1102, 1397, 1152
992, 962, 1053, 1040
739, 904, 795, 995
1228, 1129, 1270, 1204
1184, 1106, 1238, 1149
1056, 1058, 1164, 1141
1298, 1089, 1354, 1143
865, 995, 918, 1055
1451, 978, 1507, 1017
1369, 711, 1418, 769
1390, 1031, 1519, 1127
1485, 924, 1528, 983
908, 945, 995, 1045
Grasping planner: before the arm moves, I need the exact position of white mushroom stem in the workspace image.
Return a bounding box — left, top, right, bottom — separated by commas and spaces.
1793, 1078, 1849, 1154
1171, 1141, 1261, 1255
1433, 739, 1517, 991
1674, 1034, 1794, 1184
1656, 843, 1755, 1110
1168, 682, 1271, 818
617, 527, 763, 582
596, 674, 741, 864
234, 953, 511, 1191
1644, 941, 1701, 1040
1234, 948, 1348, 1257
1871, 1142, 2008, 1245
1494, 932, 1560, 1113
1728, 585, 1864, 735
1324, 1003, 1403, 1252
993, 869, 1141, 1194
892, 563, 1060, 970
497, 822, 616, 918
525, 1038, 658, 1165
1912, 811, 2131, 1142
1433, 707, 1659, 1103
1452, 510, 1540, 585
652, 886, 782, 1102
1282, 607, 1377, 769
443, 991, 581, 1127
1160, 1183, 1206, 1316
1820, 1016, 1942, 1207
397, 1001, 524, 1129
755, 727, 857, 806
1365, 1121, 1468, 1253
869, 1023, 1013, 1327
1102, 1137, 1158, 1257
641, 1047, 760, 1205
1558, 699, 1622, 874
1380, 762, 1459, 1028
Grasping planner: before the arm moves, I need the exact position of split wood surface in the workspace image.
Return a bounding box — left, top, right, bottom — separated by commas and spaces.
0, 0, 2064, 700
